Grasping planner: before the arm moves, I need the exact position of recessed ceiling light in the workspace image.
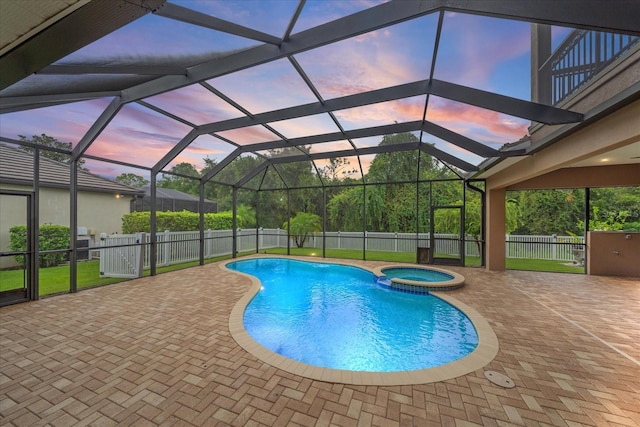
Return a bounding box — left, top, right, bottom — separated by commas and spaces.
600, 158, 610, 162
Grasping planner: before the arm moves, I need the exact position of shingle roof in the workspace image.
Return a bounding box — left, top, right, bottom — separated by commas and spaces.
145, 187, 214, 204
0, 144, 142, 195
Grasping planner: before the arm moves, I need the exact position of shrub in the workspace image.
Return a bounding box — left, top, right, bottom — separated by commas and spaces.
9, 224, 70, 268
121, 210, 245, 233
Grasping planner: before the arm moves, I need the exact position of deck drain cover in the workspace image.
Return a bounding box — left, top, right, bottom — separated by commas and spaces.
484, 371, 515, 388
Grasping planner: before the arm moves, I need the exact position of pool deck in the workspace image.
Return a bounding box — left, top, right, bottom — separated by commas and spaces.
1, 255, 639, 426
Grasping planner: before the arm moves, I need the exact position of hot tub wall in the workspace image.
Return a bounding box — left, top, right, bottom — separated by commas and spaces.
587, 231, 640, 277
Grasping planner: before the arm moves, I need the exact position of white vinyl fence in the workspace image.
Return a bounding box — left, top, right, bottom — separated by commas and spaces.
99, 229, 585, 278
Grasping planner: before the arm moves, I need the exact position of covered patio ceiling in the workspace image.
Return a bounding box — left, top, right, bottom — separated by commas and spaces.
1, 0, 638, 190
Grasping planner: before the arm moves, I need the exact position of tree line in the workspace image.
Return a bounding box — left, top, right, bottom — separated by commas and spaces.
19, 134, 640, 236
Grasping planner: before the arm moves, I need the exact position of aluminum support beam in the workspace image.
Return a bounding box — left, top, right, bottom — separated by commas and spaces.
137, 100, 197, 128
200, 147, 244, 182
0, 0, 166, 90
155, 2, 281, 45
234, 141, 477, 188
152, 129, 200, 174
419, 143, 478, 171
429, 79, 584, 124
153, 81, 429, 174
120, 1, 442, 103
442, 0, 640, 36
199, 80, 430, 134
152, 77, 563, 174
73, 97, 123, 160
38, 64, 187, 76
282, 1, 306, 42
422, 121, 505, 157
246, 121, 425, 151
0, 92, 120, 114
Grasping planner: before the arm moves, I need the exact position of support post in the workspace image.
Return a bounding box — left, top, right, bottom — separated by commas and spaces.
531, 23, 552, 105
150, 174, 157, 275
584, 187, 590, 272
32, 150, 40, 300
69, 158, 78, 292
362, 184, 366, 260
232, 187, 237, 258
286, 190, 291, 255
486, 187, 506, 271
199, 181, 205, 265
322, 187, 327, 258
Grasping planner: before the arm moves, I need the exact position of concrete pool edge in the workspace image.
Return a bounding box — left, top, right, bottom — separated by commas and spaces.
224, 255, 499, 386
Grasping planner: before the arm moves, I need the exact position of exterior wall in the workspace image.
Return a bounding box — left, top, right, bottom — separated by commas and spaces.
587, 231, 640, 277
508, 164, 640, 191
484, 100, 639, 271
486, 99, 640, 190
0, 183, 131, 269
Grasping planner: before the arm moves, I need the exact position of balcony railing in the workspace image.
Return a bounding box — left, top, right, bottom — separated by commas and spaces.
547, 30, 639, 105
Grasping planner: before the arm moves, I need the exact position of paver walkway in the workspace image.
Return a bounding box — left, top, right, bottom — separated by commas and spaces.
1, 256, 639, 426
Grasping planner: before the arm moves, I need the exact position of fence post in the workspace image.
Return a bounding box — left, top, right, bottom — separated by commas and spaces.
162, 230, 169, 266
338, 231, 341, 249
394, 232, 398, 252
506, 234, 510, 258
99, 233, 107, 277
552, 234, 557, 260
136, 232, 145, 278
206, 229, 212, 258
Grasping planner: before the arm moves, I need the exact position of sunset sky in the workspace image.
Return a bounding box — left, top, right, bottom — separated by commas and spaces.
0, 0, 576, 180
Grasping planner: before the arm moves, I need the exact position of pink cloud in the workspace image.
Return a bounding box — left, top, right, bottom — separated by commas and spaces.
293, 15, 434, 99
269, 113, 340, 139
216, 125, 279, 145
334, 97, 425, 129
146, 84, 243, 125
426, 97, 529, 145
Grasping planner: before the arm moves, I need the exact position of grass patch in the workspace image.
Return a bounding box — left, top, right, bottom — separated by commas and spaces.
1, 250, 584, 297
0, 254, 240, 297
507, 257, 584, 273
259, 247, 582, 273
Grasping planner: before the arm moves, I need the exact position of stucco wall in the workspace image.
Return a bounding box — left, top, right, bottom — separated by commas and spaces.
587, 231, 640, 277
0, 184, 131, 269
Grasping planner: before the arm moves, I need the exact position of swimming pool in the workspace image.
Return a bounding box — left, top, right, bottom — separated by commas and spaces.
226, 257, 498, 385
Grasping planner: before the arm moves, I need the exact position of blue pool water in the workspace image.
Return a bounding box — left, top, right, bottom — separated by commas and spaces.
228, 258, 478, 372
382, 267, 454, 282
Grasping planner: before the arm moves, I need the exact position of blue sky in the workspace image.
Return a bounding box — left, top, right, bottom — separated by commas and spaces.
0, 1, 578, 179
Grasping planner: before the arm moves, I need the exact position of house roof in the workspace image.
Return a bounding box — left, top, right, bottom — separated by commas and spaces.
0, 144, 142, 195
145, 186, 215, 204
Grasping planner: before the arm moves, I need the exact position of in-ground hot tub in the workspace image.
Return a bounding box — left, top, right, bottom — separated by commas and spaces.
373, 265, 465, 292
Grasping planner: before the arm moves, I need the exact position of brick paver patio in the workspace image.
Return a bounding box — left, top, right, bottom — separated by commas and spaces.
1, 257, 639, 426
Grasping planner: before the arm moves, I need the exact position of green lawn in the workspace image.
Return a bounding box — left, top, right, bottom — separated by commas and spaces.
262, 247, 583, 273
0, 254, 237, 297
0, 250, 583, 297
507, 257, 584, 273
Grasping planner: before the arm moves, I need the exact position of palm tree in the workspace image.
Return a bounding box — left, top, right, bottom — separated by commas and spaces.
283, 212, 322, 248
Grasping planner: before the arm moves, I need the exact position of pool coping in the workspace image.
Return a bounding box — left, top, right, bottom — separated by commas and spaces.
223, 255, 499, 386
371, 264, 466, 291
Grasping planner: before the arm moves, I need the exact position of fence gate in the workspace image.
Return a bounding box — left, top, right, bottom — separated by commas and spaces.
99, 233, 145, 278
430, 206, 464, 266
